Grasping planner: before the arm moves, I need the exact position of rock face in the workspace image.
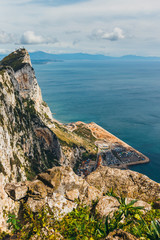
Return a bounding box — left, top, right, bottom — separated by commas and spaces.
5, 183, 28, 201
4, 166, 102, 218
0, 49, 62, 230
0, 49, 62, 182
96, 196, 151, 218
86, 166, 160, 202
1, 165, 160, 235
0, 49, 97, 230
96, 196, 120, 217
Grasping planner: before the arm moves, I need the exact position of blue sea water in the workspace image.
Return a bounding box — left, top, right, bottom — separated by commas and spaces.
33, 60, 160, 182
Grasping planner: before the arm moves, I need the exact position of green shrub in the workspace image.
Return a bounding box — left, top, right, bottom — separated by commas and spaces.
1, 195, 160, 240
7, 214, 21, 232
55, 205, 105, 240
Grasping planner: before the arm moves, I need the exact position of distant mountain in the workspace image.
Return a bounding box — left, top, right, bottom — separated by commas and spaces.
30, 51, 160, 61
120, 55, 160, 60
30, 51, 112, 61
1, 51, 160, 62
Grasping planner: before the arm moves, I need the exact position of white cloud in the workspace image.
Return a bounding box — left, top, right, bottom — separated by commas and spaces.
93, 28, 125, 41
103, 28, 125, 41
0, 30, 14, 44
1, 0, 160, 55
20, 31, 45, 44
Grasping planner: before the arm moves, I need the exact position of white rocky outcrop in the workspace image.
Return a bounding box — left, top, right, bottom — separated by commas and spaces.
0, 49, 62, 230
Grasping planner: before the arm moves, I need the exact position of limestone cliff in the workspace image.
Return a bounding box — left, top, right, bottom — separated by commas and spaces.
0, 49, 62, 229
0, 49, 62, 182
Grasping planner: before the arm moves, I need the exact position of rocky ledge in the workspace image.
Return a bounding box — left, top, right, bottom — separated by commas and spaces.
2, 165, 160, 239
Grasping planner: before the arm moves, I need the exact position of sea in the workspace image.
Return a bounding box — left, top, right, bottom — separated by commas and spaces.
33, 60, 160, 183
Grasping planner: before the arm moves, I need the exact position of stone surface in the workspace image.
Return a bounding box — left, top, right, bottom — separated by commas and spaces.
84, 186, 102, 205
105, 229, 139, 240
38, 166, 89, 195
26, 197, 46, 213
96, 196, 120, 217
125, 198, 151, 212
96, 195, 152, 218
28, 180, 47, 199
5, 183, 28, 201
66, 189, 79, 201
86, 166, 160, 202
47, 193, 77, 218
0, 49, 63, 230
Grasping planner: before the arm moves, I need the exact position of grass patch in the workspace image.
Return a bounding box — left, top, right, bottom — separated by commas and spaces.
74, 123, 96, 143
52, 122, 97, 154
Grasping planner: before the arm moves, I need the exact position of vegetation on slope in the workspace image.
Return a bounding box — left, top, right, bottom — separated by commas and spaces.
1, 193, 160, 240
52, 122, 98, 155
0, 48, 28, 72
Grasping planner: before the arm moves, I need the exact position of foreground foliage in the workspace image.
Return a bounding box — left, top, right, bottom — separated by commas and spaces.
54, 205, 105, 240
0, 196, 160, 240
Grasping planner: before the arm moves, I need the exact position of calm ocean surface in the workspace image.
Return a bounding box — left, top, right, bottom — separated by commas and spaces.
33, 60, 160, 182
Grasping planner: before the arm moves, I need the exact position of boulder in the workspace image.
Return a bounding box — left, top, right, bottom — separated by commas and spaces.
86, 186, 103, 203
37, 166, 89, 195
86, 166, 160, 202
5, 183, 28, 201
27, 180, 47, 199
47, 193, 77, 218
26, 197, 46, 212
96, 196, 120, 217
65, 189, 79, 201
4, 166, 103, 217
125, 198, 151, 212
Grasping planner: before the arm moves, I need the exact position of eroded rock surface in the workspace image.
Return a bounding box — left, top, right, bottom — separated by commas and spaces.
0, 49, 62, 230
5, 183, 28, 201
96, 196, 120, 217
86, 166, 160, 202
3, 166, 102, 219
96, 196, 152, 218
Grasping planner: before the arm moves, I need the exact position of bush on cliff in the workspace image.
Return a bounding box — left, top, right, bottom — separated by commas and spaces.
0, 197, 160, 240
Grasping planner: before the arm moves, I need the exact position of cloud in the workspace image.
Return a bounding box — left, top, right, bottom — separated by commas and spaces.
0, 30, 14, 44
20, 31, 45, 44
1, 0, 160, 55
102, 28, 125, 41
93, 28, 125, 41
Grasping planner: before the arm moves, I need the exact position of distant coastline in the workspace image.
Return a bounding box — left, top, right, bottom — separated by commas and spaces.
1, 51, 160, 62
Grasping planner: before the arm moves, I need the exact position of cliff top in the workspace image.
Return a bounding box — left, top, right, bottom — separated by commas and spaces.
0, 48, 31, 72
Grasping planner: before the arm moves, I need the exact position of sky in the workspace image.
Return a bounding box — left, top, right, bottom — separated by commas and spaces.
0, 0, 160, 56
